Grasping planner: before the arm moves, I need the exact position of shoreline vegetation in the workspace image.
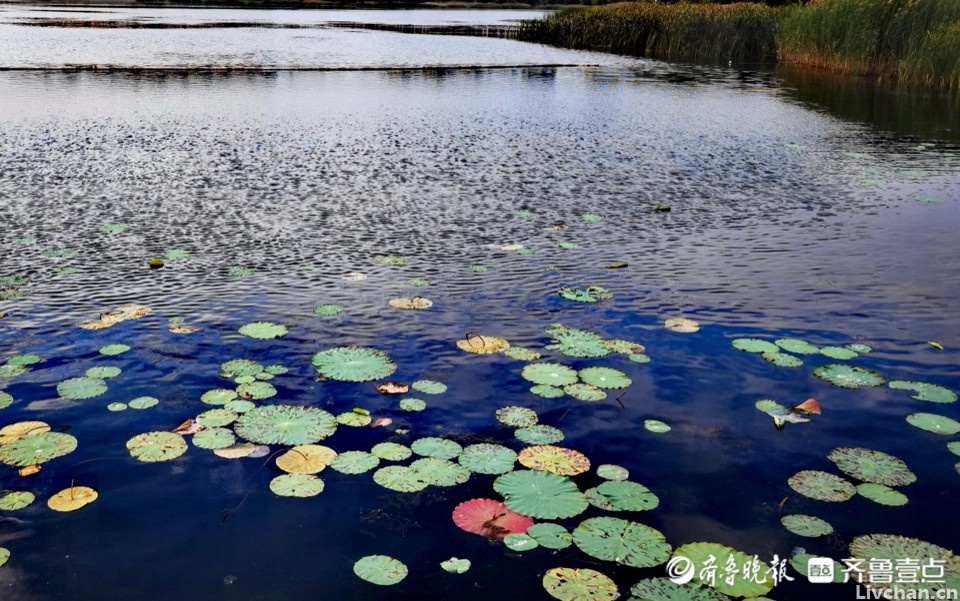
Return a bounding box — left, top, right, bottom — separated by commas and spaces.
513, 0, 960, 90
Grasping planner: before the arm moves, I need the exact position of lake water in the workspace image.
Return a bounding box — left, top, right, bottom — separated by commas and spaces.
0, 6, 958, 601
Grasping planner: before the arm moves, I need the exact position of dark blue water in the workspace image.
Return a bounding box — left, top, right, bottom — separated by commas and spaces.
0, 19, 959, 601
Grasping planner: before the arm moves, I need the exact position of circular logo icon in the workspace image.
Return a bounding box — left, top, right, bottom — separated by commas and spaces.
666, 556, 695, 585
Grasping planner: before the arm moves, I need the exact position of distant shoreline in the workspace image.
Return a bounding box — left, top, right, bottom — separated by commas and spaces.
2, 1, 575, 9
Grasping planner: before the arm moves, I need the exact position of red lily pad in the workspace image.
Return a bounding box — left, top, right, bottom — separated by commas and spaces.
452, 498, 533, 539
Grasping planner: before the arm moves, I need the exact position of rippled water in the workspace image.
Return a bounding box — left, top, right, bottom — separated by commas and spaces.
1, 7, 958, 601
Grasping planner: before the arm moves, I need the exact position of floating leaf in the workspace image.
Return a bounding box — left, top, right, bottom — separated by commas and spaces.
213, 442, 258, 459
827, 447, 916, 486
597, 464, 629, 481
630, 577, 730, 601
543, 567, 618, 601
949, 441, 960, 457
578, 367, 631, 390
269, 473, 324, 497
515, 425, 565, 445
127, 432, 188, 463
100, 223, 127, 233
774, 338, 820, 354
519, 445, 590, 476
469, 264, 488, 273
47, 486, 98, 512
531, 384, 565, 398
411, 379, 446, 394
238, 321, 288, 339
528, 523, 572, 550
440, 557, 471, 574
201, 389, 238, 406
0, 365, 27, 378
376, 381, 409, 395
820, 346, 858, 360
0, 391, 11, 410
846, 343, 873, 353
373, 465, 428, 492
0, 421, 50, 444
220, 359, 263, 378
311, 346, 397, 382
762, 351, 803, 367
664, 318, 700, 333
389, 297, 433, 310
372, 254, 406, 266
107, 402, 127, 412
163, 249, 191, 260
193, 427, 236, 450
581, 213, 604, 222
731, 338, 779, 354
98, 344, 130, 356
494, 470, 588, 519
411, 437, 462, 460
86, 366, 121, 379
452, 498, 533, 538
781, 514, 833, 537
398, 398, 426, 412
857, 483, 908, 506
456, 334, 509, 354
788, 470, 856, 502
0, 432, 77, 467
558, 286, 612, 303
813, 364, 885, 388
237, 381, 276, 400
889, 381, 957, 404
557, 241, 578, 250
671, 542, 773, 597
411, 457, 470, 487
755, 399, 810, 425
337, 412, 372, 427
546, 325, 610, 358
79, 304, 150, 330
227, 266, 254, 277
197, 409, 238, 428
850, 534, 960, 595
604, 339, 645, 354
408, 278, 431, 287
590, 480, 659, 511
458, 444, 517, 475
0, 491, 34, 511
57, 377, 108, 400
906, 412, 960, 435
313, 303, 343, 316
224, 400, 254, 413
522, 363, 578, 387
371, 442, 412, 461
573, 517, 671, 568
504, 533, 538, 551
503, 347, 541, 362
354, 555, 407, 586
496, 406, 538, 427
629, 353, 651, 363
644, 419, 671, 433
330, 450, 379, 474
6, 354, 41, 366
234, 405, 336, 445
564, 383, 607, 402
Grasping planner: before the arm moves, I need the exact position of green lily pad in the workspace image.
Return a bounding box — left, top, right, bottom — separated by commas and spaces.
107, 402, 127, 412
128, 396, 159, 410
558, 286, 613, 303
573, 516, 671, 568
754, 399, 810, 424
398, 398, 426, 412
531, 384, 565, 398
220, 359, 264, 377
644, 419, 671, 433
591, 480, 659, 511
228, 266, 254, 277
373, 465, 428, 492
827, 447, 916, 486
857, 483, 908, 506
585, 487, 617, 511
496, 406, 538, 427
238, 321, 288, 339
86, 366, 121, 379
889, 381, 957, 404
0, 547, 8, 568
0, 491, 34, 511
846, 343, 873, 353
440, 557, 471, 573
469, 264, 488, 272
126, 432, 188, 463
546, 325, 611, 359
263, 364, 288, 375
0, 391, 12, 410
329, 450, 380, 474
6, 354, 41, 366
581, 213, 604, 222
371, 442, 412, 461
543, 567, 618, 601
850, 534, 960, 595
761, 351, 803, 367
223, 400, 254, 413
236, 381, 276, 400
557, 241, 578, 250
629, 353, 652, 363
503, 347, 541, 361
948, 441, 960, 457
630, 577, 730, 601
354, 555, 407, 586
41, 248, 76, 258
906, 412, 960, 435
311, 346, 397, 382
494, 470, 588, 519
578, 367, 631, 390
337, 412, 372, 427
269, 473, 324, 497
313, 304, 344, 316
604, 339, 645, 354
515, 425, 565, 445
234, 405, 337, 445
14, 237, 35, 245
820, 346, 858, 360
98, 344, 130, 356
0, 432, 77, 467
775, 338, 820, 354
0, 365, 27, 378
372, 254, 406, 266
528, 523, 572, 550
596, 464, 629, 481
411, 379, 446, 394
504, 533, 538, 551
788, 470, 856, 502
781, 514, 833, 537
732, 338, 780, 354
411, 457, 470, 487
197, 409, 238, 427
193, 427, 236, 449
163, 249, 191, 260
564, 383, 607, 402
201, 389, 238, 405
100, 223, 128, 234
458, 443, 517, 475
672, 542, 773, 597
408, 278, 432, 287
57, 377, 108, 400
522, 363, 578, 387
813, 364, 885, 388
411, 437, 462, 460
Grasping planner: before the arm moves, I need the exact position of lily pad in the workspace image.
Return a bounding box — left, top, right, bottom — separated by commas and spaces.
47, 486, 98, 512
496, 406, 538, 427
0, 491, 35, 511
373, 465, 428, 492
775, 338, 820, 354
597, 464, 629, 481
371, 442, 412, 461
237, 381, 277, 400
337, 411, 372, 427
411, 457, 470, 487
503, 347, 541, 361
531, 384, 565, 398
86, 366, 121, 379
234, 405, 337, 445
781, 514, 834, 537
388, 296, 433, 310
518, 445, 590, 476
398, 398, 426, 412
228, 266, 255, 277
452, 498, 533, 538
522, 363, 578, 387
372, 254, 406, 266
573, 517, 671, 568
827, 447, 916, 486
225, 400, 255, 413
201, 389, 238, 405
313, 304, 344, 316
78, 304, 151, 330
192, 427, 236, 450
664, 318, 701, 333
6, 354, 41, 366
906, 412, 960, 435
604, 339, 646, 354
850, 534, 960, 594
629, 353, 652, 363
468, 264, 488, 272
126, 432, 188, 463
889, 380, 957, 404
546, 325, 610, 359
238, 321, 288, 339
440, 557, 470, 573
948, 441, 960, 457
411, 437, 462, 460
196, 409, 238, 427
543, 567, 618, 601
100, 223, 127, 233
456, 334, 509, 354
494, 470, 588, 519
354, 555, 407, 586
220, 359, 264, 377
0, 432, 77, 466
269, 473, 324, 497
813, 364, 885, 388
0, 391, 11, 410
411, 379, 447, 394
644, 419, 671, 433
762, 351, 803, 367
671, 542, 773, 597
330, 450, 379, 474
754, 399, 809, 424
57, 377, 108, 400
557, 241, 578, 250
630, 578, 730, 601
820, 346, 858, 360
0, 365, 27, 378
458, 443, 517, 475
591, 480, 659, 511
0, 421, 50, 444
515, 425, 565, 445
528, 523, 573, 550
857, 483, 908, 506
163, 249, 191, 259
564, 383, 607, 402
107, 402, 127, 412
731, 339, 780, 354
578, 367, 631, 390
98, 344, 130, 356
788, 470, 856, 502
846, 343, 873, 353
504, 533, 538, 551
311, 346, 397, 382
558, 286, 613, 303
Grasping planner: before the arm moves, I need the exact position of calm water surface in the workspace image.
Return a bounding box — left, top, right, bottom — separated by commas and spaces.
0, 7, 958, 601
